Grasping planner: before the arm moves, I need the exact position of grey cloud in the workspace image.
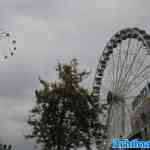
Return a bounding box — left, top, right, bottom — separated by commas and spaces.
0, 0, 149, 150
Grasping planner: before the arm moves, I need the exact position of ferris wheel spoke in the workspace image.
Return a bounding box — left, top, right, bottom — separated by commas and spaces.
126, 74, 150, 96
116, 49, 126, 87
114, 39, 132, 92
122, 41, 141, 80
118, 42, 143, 91
126, 65, 150, 91
122, 52, 145, 88
109, 49, 117, 90
122, 39, 132, 78
131, 70, 150, 88
110, 43, 128, 92
111, 52, 118, 91
115, 43, 123, 88
106, 105, 114, 137
100, 82, 113, 99
132, 63, 150, 82
120, 60, 149, 94
131, 54, 147, 77
105, 65, 113, 90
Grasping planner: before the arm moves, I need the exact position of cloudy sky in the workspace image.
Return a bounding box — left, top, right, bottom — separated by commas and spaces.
0, 0, 149, 150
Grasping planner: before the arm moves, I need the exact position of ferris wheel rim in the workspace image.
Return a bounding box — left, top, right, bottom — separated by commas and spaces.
0, 29, 16, 61
92, 27, 150, 100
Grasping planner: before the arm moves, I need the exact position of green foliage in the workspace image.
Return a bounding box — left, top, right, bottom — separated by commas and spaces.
26, 59, 103, 150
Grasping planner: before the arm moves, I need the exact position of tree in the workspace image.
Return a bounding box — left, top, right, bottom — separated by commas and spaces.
26, 59, 103, 150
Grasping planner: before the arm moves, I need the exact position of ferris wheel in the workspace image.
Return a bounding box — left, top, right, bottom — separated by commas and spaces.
92, 28, 150, 149
0, 29, 16, 61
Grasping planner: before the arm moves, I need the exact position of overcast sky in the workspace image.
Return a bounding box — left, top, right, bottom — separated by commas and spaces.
0, 0, 150, 150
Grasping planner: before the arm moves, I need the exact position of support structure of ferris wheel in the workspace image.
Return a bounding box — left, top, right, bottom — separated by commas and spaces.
92, 27, 150, 150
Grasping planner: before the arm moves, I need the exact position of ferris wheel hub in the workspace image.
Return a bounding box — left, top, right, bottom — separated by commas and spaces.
107, 91, 124, 104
